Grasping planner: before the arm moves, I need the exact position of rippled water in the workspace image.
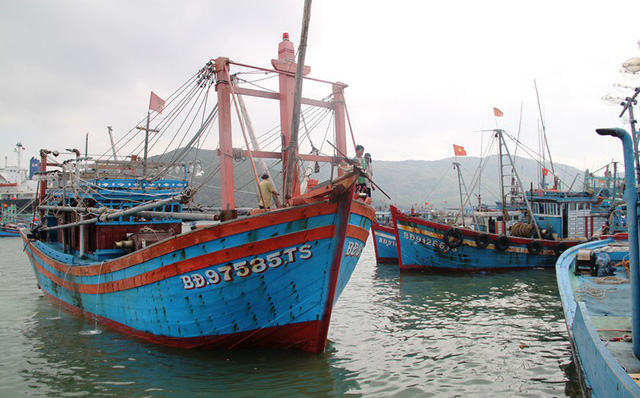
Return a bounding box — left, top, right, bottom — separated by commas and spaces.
0, 237, 582, 397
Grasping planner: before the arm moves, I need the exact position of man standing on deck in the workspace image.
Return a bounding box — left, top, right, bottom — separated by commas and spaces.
353, 144, 368, 195
364, 152, 374, 197
258, 173, 279, 209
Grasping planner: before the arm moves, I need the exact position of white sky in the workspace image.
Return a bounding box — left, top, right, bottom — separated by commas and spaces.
1, 0, 640, 173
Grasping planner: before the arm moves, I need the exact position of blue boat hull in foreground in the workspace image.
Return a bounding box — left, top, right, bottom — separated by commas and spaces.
556, 236, 640, 397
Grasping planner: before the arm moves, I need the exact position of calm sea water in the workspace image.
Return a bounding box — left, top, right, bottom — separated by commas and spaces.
0, 237, 582, 397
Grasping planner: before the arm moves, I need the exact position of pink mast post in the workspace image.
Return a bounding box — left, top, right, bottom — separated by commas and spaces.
272, 33, 310, 200
215, 57, 236, 219
332, 83, 347, 175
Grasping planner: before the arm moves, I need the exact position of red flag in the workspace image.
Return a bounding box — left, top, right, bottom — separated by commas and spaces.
493, 107, 504, 117
542, 167, 549, 176
149, 91, 165, 114
453, 144, 467, 156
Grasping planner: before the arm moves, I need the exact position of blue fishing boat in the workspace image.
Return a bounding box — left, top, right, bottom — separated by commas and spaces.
391, 128, 595, 272
371, 221, 398, 264
0, 224, 19, 237
556, 126, 640, 396
21, 18, 374, 353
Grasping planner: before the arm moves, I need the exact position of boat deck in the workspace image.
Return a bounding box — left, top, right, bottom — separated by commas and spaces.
558, 238, 640, 395
575, 267, 640, 375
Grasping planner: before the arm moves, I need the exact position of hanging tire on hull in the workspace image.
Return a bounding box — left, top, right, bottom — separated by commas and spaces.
444, 228, 464, 248
495, 235, 510, 251
527, 240, 542, 255
554, 242, 568, 256
475, 233, 490, 248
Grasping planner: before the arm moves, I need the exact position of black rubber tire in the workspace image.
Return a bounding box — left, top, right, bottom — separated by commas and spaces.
443, 228, 464, 248
554, 242, 569, 256
527, 240, 542, 255
495, 235, 510, 251
475, 233, 490, 248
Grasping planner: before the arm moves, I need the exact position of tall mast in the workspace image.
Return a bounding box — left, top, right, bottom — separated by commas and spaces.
534, 80, 556, 188
496, 129, 542, 239
283, 0, 312, 201
215, 56, 235, 216
107, 126, 119, 161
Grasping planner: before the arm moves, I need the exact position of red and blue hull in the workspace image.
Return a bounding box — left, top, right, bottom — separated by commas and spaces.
22, 199, 374, 353
0, 226, 20, 237
371, 223, 398, 264
392, 210, 578, 272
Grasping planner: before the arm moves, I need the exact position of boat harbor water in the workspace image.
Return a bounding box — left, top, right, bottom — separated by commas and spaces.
0, 236, 583, 396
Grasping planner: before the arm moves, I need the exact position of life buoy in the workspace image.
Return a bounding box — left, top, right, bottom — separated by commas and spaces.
495, 235, 510, 251
443, 228, 464, 248
554, 242, 569, 256
527, 240, 542, 255
475, 233, 490, 248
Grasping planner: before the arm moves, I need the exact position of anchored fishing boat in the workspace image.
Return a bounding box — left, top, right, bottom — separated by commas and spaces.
557, 126, 640, 396
21, 15, 374, 353
391, 128, 599, 272
371, 220, 398, 264
0, 223, 19, 237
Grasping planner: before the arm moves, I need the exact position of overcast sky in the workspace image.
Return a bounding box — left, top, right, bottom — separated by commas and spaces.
2, 0, 640, 175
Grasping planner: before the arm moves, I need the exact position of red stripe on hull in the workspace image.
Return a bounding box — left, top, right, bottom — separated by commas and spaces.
346, 224, 370, 243
28, 201, 342, 277
26, 225, 336, 293
351, 200, 376, 220
371, 223, 394, 235
41, 289, 329, 353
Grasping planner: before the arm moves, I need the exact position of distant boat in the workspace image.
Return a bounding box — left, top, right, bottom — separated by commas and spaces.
0, 142, 38, 224
21, 17, 374, 353
0, 223, 19, 237
371, 221, 398, 264
391, 129, 604, 272
556, 126, 640, 396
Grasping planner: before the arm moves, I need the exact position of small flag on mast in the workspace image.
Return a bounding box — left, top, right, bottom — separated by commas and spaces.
453, 144, 467, 156
149, 91, 165, 114
493, 107, 504, 117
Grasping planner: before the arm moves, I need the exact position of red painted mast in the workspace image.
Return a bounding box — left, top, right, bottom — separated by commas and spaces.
272, 29, 311, 201
215, 57, 236, 219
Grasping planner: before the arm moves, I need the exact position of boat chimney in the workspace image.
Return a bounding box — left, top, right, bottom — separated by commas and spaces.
278, 32, 295, 62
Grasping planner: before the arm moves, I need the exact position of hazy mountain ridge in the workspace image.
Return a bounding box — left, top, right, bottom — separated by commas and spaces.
151, 149, 586, 210
371, 156, 585, 209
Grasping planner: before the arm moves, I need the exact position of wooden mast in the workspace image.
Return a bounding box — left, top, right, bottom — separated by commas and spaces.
282, 0, 312, 202
215, 56, 236, 219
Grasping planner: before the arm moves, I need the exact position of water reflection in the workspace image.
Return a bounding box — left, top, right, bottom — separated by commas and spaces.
20, 298, 350, 397
1, 238, 582, 397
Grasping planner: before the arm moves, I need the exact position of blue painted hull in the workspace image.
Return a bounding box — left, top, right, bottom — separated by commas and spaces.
393, 211, 577, 271
23, 199, 374, 352
0, 226, 20, 237
556, 238, 640, 397
371, 223, 398, 264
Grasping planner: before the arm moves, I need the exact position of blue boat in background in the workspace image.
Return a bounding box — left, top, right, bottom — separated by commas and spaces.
390, 128, 604, 272
0, 224, 19, 237
371, 221, 398, 264
556, 125, 640, 396
21, 25, 374, 353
